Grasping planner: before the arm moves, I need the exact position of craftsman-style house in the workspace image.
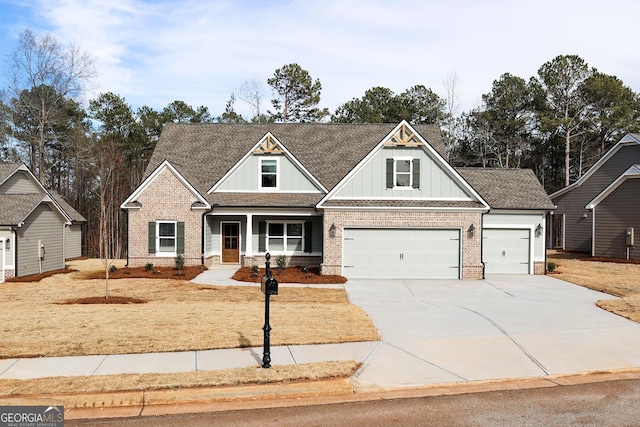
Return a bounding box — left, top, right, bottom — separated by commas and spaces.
121, 121, 554, 279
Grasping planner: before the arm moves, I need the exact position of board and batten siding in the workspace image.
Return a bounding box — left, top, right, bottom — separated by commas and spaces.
333, 147, 471, 199
0, 171, 42, 194
16, 204, 65, 276
216, 154, 321, 192
552, 144, 640, 253
482, 213, 546, 260
594, 178, 640, 259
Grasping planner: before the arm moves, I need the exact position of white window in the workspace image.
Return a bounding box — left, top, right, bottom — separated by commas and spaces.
267, 222, 304, 253
260, 158, 278, 189
394, 157, 413, 188
157, 221, 176, 256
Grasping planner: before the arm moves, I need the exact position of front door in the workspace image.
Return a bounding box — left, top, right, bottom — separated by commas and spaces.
222, 222, 240, 263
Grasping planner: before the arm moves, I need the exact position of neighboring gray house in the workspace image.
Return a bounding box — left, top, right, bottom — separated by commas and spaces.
122, 121, 554, 279
50, 191, 86, 259
0, 163, 85, 281
550, 133, 640, 259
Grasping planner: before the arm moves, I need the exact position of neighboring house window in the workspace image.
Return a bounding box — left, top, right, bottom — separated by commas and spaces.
260, 158, 278, 189
148, 221, 185, 256
258, 221, 313, 253
386, 158, 420, 189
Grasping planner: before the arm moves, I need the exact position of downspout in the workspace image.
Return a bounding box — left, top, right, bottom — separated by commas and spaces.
201, 211, 206, 269
11, 227, 17, 279
480, 210, 488, 279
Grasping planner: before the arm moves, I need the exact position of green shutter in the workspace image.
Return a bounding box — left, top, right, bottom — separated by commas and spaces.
304, 221, 313, 253
258, 221, 266, 252
412, 158, 420, 189
148, 222, 156, 253
386, 158, 394, 188
176, 222, 185, 254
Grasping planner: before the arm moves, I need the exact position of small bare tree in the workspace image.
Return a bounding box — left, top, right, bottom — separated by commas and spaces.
442, 72, 461, 161
237, 79, 266, 122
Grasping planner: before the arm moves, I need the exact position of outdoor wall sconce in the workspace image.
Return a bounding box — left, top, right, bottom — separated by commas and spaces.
329, 223, 336, 238
535, 223, 543, 237
467, 224, 475, 238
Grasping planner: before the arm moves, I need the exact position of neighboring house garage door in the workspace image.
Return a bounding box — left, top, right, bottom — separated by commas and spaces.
343, 228, 460, 279
483, 228, 530, 274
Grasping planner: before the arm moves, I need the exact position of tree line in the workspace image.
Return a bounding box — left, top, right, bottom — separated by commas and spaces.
1, 29, 639, 258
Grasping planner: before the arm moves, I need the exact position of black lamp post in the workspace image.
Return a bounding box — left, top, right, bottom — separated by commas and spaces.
261, 253, 278, 368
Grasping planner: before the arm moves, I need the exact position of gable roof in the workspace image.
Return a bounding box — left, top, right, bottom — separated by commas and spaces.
144, 123, 446, 196
550, 133, 640, 199
457, 168, 555, 210
0, 194, 46, 225
586, 164, 640, 209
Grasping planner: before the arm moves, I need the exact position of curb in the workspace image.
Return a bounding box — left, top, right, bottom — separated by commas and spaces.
2, 369, 640, 420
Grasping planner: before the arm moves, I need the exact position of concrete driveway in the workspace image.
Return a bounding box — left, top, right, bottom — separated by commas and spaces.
345, 275, 640, 390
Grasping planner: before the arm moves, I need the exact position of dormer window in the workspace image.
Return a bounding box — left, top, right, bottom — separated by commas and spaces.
395, 158, 412, 187
260, 158, 278, 189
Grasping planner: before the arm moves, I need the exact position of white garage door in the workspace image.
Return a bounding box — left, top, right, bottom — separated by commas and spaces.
483, 228, 530, 274
343, 228, 460, 279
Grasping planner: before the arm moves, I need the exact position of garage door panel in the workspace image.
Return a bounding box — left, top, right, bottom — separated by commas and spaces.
343, 228, 460, 279
483, 228, 530, 274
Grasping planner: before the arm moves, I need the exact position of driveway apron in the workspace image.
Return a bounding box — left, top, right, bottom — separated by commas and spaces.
345, 275, 640, 390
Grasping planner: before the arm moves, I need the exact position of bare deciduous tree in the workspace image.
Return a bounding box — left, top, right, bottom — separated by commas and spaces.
7, 29, 95, 183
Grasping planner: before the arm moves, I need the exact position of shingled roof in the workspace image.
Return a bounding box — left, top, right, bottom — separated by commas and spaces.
0, 194, 44, 225
457, 168, 555, 210
145, 123, 445, 195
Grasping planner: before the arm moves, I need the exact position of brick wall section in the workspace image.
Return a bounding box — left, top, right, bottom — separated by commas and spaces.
534, 261, 546, 275
321, 210, 484, 280
127, 168, 203, 268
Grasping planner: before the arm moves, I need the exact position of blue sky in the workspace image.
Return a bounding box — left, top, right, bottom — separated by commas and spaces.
1, 0, 639, 119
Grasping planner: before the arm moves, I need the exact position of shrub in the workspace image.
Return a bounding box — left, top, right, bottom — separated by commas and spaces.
251, 265, 260, 278
299, 265, 309, 274
174, 254, 185, 271
145, 263, 154, 271
547, 262, 556, 272
109, 265, 118, 273
276, 255, 287, 272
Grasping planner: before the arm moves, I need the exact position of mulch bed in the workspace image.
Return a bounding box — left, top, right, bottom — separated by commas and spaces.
84, 265, 205, 280
59, 296, 147, 305
6, 268, 76, 282
232, 267, 347, 284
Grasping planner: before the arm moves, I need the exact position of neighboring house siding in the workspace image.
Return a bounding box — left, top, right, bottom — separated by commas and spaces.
16, 204, 65, 276
217, 154, 321, 192
127, 168, 203, 267
0, 171, 42, 194
65, 224, 83, 259
322, 210, 483, 280
594, 179, 640, 259
552, 145, 640, 253
334, 147, 470, 199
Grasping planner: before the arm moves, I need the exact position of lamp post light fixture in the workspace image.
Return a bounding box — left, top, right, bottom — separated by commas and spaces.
260, 253, 278, 369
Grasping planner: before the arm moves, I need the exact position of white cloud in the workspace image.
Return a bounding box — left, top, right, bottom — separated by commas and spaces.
21, 0, 640, 118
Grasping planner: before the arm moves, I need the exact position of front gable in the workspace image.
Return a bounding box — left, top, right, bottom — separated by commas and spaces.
319, 122, 487, 208
209, 132, 325, 194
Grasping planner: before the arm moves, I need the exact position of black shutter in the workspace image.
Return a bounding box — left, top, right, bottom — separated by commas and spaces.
304, 221, 313, 253
386, 158, 394, 188
412, 158, 420, 189
258, 221, 267, 252
148, 222, 156, 253
176, 222, 185, 254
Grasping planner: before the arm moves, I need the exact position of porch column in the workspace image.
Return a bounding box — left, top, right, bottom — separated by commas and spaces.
245, 214, 253, 257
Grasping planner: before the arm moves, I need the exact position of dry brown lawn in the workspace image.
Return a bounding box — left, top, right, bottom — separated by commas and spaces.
0, 259, 378, 359
547, 251, 640, 322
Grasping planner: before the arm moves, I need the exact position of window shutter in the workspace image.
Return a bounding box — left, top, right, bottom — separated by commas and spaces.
258, 221, 266, 252
148, 222, 156, 253
304, 221, 313, 253
386, 158, 394, 188
412, 158, 420, 189
176, 222, 185, 254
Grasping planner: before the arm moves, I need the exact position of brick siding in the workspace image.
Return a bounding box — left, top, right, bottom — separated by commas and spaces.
127, 168, 204, 268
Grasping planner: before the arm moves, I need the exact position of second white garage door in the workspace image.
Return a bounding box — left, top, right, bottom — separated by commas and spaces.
342, 228, 460, 279
483, 228, 531, 274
